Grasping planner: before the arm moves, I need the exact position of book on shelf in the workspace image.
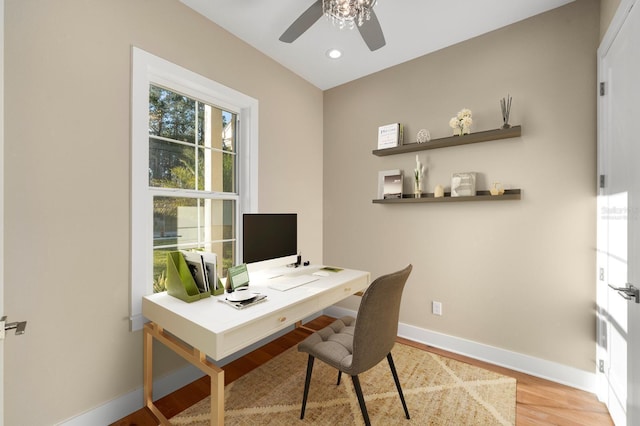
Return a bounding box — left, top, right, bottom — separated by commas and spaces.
377, 123, 404, 149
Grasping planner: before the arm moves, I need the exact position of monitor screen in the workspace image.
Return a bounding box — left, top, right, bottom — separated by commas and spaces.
243, 214, 297, 267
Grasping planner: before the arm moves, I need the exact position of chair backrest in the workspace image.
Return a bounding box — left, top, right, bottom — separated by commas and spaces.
350, 264, 412, 375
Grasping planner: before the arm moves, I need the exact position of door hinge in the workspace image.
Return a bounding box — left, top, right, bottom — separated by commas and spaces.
600, 174, 606, 189
600, 82, 606, 96
599, 359, 605, 373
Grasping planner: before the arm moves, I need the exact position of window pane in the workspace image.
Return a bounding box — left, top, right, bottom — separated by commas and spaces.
149, 137, 198, 189
198, 106, 237, 151
149, 85, 197, 144
200, 148, 237, 193
153, 196, 236, 291
222, 152, 236, 193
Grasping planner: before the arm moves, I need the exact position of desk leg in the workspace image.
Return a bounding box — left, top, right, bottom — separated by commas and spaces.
295, 320, 317, 333
202, 351, 225, 425
143, 323, 171, 425
144, 322, 224, 425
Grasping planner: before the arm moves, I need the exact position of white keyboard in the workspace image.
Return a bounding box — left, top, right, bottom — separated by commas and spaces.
268, 275, 319, 291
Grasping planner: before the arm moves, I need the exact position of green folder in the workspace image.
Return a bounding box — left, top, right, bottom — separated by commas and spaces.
165, 251, 211, 302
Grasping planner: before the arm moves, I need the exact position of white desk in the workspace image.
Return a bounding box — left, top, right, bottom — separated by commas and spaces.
142, 265, 370, 425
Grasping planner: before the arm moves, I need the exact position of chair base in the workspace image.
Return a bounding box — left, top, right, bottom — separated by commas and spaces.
388, 352, 410, 420
300, 355, 315, 419
300, 352, 410, 425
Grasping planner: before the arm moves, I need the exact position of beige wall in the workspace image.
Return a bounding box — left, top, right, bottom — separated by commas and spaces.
4, 0, 323, 424
3, 0, 604, 423
324, 0, 599, 372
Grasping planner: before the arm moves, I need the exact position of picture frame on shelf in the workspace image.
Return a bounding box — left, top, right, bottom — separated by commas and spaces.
451, 172, 477, 197
383, 172, 403, 199
377, 123, 404, 149
378, 169, 401, 199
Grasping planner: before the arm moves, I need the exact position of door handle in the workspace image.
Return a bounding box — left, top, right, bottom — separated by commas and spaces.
0, 316, 28, 339
608, 283, 640, 304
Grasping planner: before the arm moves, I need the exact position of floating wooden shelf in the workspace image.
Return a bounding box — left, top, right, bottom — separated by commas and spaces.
373, 189, 522, 204
372, 126, 521, 156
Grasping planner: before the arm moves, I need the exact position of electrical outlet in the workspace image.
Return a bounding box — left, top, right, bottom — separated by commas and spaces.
432, 301, 442, 316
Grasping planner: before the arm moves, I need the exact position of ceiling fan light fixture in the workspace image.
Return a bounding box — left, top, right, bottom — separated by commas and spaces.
326, 48, 342, 59
322, 0, 377, 29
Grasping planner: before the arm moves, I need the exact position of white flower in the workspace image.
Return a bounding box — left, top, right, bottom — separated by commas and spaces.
457, 108, 472, 119
450, 108, 473, 135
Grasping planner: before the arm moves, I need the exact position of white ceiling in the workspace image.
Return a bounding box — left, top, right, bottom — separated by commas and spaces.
180, 0, 574, 90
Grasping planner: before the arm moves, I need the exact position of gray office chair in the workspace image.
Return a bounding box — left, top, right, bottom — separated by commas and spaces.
298, 264, 412, 425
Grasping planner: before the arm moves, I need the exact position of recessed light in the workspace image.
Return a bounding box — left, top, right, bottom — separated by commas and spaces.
326, 48, 342, 59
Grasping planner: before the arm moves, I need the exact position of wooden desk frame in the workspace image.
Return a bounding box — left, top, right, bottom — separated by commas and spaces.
144, 322, 224, 425
142, 266, 369, 425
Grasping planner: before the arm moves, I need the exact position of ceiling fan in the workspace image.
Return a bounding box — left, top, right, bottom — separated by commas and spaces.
279, 0, 386, 51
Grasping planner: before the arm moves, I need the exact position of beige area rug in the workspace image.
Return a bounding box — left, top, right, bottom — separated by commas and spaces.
171, 343, 516, 425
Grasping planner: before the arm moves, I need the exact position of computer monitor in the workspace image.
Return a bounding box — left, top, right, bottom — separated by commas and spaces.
242, 213, 297, 272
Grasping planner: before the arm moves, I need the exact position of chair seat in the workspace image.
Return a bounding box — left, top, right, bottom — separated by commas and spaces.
298, 316, 356, 373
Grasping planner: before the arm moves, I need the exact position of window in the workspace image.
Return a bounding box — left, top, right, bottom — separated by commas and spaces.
149, 85, 238, 291
131, 48, 258, 330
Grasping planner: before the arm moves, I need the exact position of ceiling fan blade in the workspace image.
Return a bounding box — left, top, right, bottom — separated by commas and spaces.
279, 0, 324, 43
357, 10, 386, 51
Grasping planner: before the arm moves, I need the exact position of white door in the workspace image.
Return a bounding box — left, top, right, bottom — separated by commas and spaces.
597, 0, 640, 424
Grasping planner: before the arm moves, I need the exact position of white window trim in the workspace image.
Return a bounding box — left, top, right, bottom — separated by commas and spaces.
130, 47, 258, 331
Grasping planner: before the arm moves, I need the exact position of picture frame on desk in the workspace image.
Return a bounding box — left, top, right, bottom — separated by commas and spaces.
226, 263, 250, 292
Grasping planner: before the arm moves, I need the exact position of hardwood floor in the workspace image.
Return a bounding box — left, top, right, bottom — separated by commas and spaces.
112, 316, 612, 425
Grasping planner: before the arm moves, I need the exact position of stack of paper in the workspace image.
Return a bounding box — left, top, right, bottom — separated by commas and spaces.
181, 251, 219, 293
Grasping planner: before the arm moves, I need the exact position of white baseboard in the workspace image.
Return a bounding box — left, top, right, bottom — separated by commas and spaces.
324, 305, 597, 393
58, 316, 318, 425
59, 307, 597, 425
57, 364, 204, 426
